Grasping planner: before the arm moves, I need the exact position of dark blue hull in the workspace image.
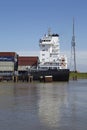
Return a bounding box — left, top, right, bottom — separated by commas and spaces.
30, 69, 70, 81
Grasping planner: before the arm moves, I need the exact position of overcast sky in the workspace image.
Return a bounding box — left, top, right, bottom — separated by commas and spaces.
0, 0, 87, 72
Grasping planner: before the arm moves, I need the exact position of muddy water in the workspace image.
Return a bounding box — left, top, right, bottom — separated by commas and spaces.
0, 80, 87, 130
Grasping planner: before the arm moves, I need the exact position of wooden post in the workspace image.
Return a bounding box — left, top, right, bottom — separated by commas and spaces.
28, 75, 33, 82
16, 76, 18, 82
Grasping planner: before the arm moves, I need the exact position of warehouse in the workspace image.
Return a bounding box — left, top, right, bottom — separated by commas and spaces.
18, 56, 39, 72
18, 56, 39, 81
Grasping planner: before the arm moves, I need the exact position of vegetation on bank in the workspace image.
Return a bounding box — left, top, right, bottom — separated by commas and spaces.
69, 72, 87, 79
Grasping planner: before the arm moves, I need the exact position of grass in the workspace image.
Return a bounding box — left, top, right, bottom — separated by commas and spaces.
69, 72, 87, 79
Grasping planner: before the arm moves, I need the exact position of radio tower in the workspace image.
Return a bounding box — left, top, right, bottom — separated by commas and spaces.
71, 18, 77, 72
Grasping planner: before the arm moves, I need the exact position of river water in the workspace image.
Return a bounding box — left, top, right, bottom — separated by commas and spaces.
0, 80, 87, 130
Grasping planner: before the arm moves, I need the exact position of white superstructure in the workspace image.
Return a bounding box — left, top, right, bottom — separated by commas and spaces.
39, 30, 67, 69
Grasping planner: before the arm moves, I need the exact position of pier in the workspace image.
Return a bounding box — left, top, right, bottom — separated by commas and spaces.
13, 75, 33, 83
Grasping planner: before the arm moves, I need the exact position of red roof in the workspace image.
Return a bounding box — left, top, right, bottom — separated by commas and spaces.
0, 52, 17, 57
18, 56, 39, 66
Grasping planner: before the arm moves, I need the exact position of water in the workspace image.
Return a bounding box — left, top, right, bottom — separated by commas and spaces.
0, 80, 87, 130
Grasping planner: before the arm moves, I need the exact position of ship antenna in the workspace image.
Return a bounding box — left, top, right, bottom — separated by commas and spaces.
71, 18, 77, 73
48, 28, 51, 36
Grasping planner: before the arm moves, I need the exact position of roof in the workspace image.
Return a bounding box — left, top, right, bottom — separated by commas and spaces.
0, 52, 17, 57
18, 56, 39, 66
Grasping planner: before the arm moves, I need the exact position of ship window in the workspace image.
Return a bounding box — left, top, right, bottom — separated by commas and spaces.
42, 58, 45, 61
42, 45, 45, 47
50, 54, 52, 57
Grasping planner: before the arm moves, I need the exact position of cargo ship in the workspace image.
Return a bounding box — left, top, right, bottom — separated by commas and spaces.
0, 30, 69, 82
30, 30, 69, 81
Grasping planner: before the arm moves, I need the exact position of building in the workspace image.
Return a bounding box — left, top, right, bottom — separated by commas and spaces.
0, 52, 18, 79
0, 52, 39, 81
18, 56, 39, 72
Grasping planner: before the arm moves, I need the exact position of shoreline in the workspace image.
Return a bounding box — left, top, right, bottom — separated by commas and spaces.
69, 72, 87, 79
0, 72, 87, 84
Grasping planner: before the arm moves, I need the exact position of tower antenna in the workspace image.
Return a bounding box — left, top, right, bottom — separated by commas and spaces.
71, 18, 77, 72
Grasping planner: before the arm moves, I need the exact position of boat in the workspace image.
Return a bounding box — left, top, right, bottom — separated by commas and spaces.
30, 29, 69, 81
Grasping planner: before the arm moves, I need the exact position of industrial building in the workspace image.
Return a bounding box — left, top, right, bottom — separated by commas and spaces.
0, 52, 39, 81
18, 56, 39, 71
0, 52, 18, 80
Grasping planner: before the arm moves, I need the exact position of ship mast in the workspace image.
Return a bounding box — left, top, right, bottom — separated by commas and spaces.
48, 28, 51, 36
71, 18, 77, 72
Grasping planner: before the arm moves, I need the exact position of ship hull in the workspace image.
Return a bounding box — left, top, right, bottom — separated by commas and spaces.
30, 69, 70, 82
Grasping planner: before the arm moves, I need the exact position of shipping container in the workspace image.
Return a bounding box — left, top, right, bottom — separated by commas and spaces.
0, 56, 14, 62
18, 56, 39, 66
0, 61, 14, 71
0, 52, 18, 71
0, 61, 14, 66
0, 71, 13, 75
0, 66, 14, 71
0, 52, 17, 57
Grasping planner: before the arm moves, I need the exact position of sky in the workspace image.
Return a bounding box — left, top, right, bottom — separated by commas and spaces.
0, 0, 87, 72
